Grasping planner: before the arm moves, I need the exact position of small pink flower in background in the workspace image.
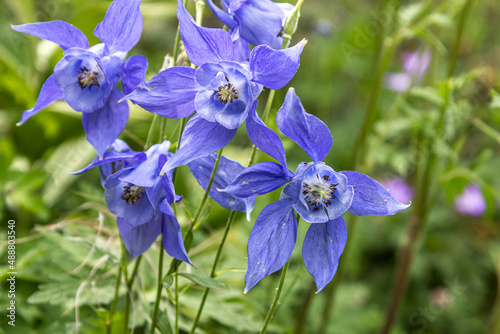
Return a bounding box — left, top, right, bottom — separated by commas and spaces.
430, 287, 453, 309
381, 177, 414, 204
384, 49, 432, 93
454, 184, 486, 217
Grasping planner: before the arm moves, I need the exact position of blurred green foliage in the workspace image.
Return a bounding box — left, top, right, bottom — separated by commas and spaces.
0, 0, 499, 333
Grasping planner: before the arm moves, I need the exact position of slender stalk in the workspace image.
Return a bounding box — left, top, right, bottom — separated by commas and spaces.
175, 272, 179, 334
380, 2, 472, 333
145, 114, 160, 150
193, 148, 224, 225
488, 254, 500, 334
123, 256, 142, 334
348, 35, 398, 170
149, 238, 165, 334
188, 211, 237, 334
107, 251, 124, 334
259, 216, 299, 334
293, 282, 316, 333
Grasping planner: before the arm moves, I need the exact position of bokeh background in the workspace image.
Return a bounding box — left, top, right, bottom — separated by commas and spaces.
1, 0, 499, 333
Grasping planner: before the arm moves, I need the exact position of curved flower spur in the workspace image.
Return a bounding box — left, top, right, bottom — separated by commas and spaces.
124, 0, 306, 174
220, 88, 411, 293
12, 0, 148, 157
72, 140, 191, 263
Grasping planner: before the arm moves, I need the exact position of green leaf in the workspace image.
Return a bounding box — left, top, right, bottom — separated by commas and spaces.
162, 274, 174, 289
157, 310, 173, 334
95, 308, 110, 322
177, 273, 229, 289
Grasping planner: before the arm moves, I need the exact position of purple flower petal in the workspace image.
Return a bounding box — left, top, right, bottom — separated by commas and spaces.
188, 154, 255, 214
71, 148, 146, 175
11, 20, 88, 50
124, 66, 196, 119
17, 74, 63, 125
206, 0, 237, 29
94, 0, 142, 53
276, 88, 333, 162
302, 216, 347, 292
233, 1, 284, 47
177, 0, 234, 66
120, 141, 171, 188
454, 184, 486, 217
82, 88, 129, 157
160, 202, 192, 264
341, 171, 410, 216
384, 72, 412, 93
221, 162, 291, 198
246, 101, 288, 170
160, 115, 237, 174
118, 215, 161, 259
121, 55, 149, 95
249, 39, 306, 90
244, 198, 297, 293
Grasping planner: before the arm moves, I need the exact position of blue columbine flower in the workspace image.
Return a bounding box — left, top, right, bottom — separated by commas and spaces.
188, 153, 255, 220
73, 140, 191, 262
124, 0, 306, 174
12, 0, 148, 157
206, 0, 294, 50
220, 88, 411, 293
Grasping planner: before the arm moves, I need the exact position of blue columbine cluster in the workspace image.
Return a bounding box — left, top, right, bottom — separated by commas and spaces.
13, 0, 147, 157
13, 0, 410, 291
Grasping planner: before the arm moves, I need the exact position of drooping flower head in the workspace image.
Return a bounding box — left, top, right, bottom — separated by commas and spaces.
12, 0, 148, 157
384, 48, 432, 93
206, 0, 294, 49
124, 0, 306, 175
220, 88, 410, 292
73, 140, 191, 262
454, 183, 486, 217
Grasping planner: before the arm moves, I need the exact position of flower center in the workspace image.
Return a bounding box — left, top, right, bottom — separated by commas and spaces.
302, 174, 338, 211
77, 66, 100, 91
121, 185, 146, 205
214, 76, 238, 104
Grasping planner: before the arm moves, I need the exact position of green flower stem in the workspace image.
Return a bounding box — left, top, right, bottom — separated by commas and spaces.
188, 210, 237, 334
144, 114, 159, 150
380, 2, 472, 333
488, 255, 500, 334
107, 247, 125, 334
175, 272, 179, 334
123, 255, 142, 334
149, 236, 165, 334
259, 215, 300, 334
348, 34, 399, 170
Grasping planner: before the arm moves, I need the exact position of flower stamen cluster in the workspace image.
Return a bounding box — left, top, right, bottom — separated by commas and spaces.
214, 76, 238, 104
303, 175, 338, 211
77, 66, 101, 91
121, 185, 146, 205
